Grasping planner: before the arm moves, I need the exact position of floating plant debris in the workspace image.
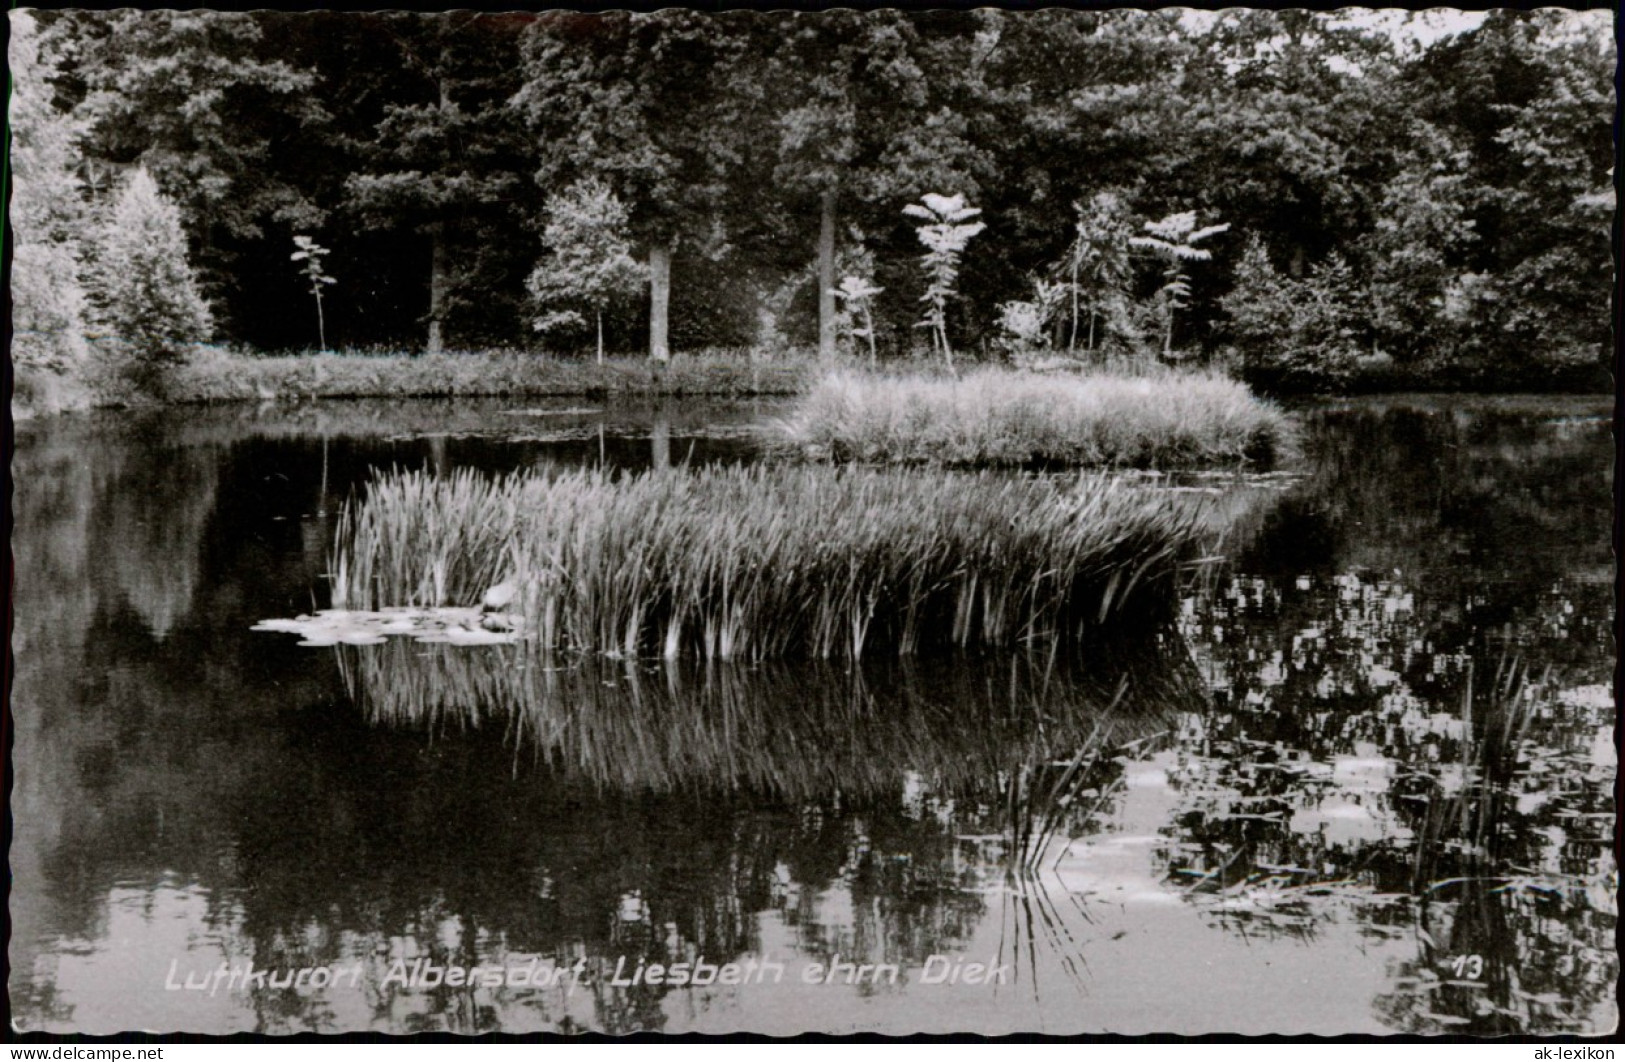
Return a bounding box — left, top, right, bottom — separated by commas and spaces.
252, 606, 525, 646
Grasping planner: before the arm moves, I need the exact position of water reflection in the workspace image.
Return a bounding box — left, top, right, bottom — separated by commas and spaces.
340, 640, 1196, 798
8, 395, 1616, 1035
1170, 399, 1615, 1035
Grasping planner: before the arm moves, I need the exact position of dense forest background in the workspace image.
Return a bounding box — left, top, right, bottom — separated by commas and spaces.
9, 7, 1614, 391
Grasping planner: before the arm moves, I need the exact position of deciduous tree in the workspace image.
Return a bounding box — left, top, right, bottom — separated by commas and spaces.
51, 10, 323, 265
291, 235, 336, 352
514, 11, 752, 362
527, 179, 647, 363
1056, 191, 1136, 356
8, 11, 92, 379
344, 13, 528, 353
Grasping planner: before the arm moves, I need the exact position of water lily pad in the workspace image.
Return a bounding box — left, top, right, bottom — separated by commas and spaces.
419, 626, 518, 646
251, 617, 317, 633
253, 606, 527, 647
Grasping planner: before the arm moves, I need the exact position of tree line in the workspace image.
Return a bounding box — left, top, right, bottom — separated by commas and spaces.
10, 7, 1612, 390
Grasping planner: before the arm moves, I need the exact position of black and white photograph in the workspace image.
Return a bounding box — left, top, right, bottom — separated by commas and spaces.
7, 3, 1617, 1039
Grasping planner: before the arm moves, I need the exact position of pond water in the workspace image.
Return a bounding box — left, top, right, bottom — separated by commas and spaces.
9, 393, 1616, 1036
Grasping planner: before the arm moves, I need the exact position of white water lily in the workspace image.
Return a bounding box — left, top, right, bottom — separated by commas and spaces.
481, 577, 520, 611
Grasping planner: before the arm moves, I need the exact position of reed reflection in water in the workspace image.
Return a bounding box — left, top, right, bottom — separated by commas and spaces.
338, 633, 1202, 802
332, 628, 1213, 1018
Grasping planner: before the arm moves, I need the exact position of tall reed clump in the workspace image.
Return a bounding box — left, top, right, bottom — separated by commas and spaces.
772, 368, 1292, 467
1409, 658, 1544, 897
335, 464, 1202, 662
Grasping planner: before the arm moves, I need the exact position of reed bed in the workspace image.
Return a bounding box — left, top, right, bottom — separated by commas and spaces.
771, 368, 1292, 467
334, 463, 1202, 662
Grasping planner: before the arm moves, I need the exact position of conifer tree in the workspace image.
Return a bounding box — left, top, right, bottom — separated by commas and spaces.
91, 169, 214, 377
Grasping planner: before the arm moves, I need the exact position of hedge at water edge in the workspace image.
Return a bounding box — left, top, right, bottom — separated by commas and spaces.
157, 347, 821, 403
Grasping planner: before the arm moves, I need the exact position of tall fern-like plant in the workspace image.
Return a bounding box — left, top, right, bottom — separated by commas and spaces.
903, 192, 985, 370
832, 275, 883, 365
1130, 211, 1229, 358
291, 235, 336, 352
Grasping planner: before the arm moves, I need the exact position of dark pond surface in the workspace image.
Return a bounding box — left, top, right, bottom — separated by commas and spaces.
9, 394, 1616, 1036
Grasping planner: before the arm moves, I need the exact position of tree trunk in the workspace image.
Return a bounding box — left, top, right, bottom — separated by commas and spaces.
648, 243, 671, 363
817, 189, 836, 362
427, 221, 448, 355
596, 308, 604, 365
1068, 260, 1079, 353
651, 412, 670, 470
